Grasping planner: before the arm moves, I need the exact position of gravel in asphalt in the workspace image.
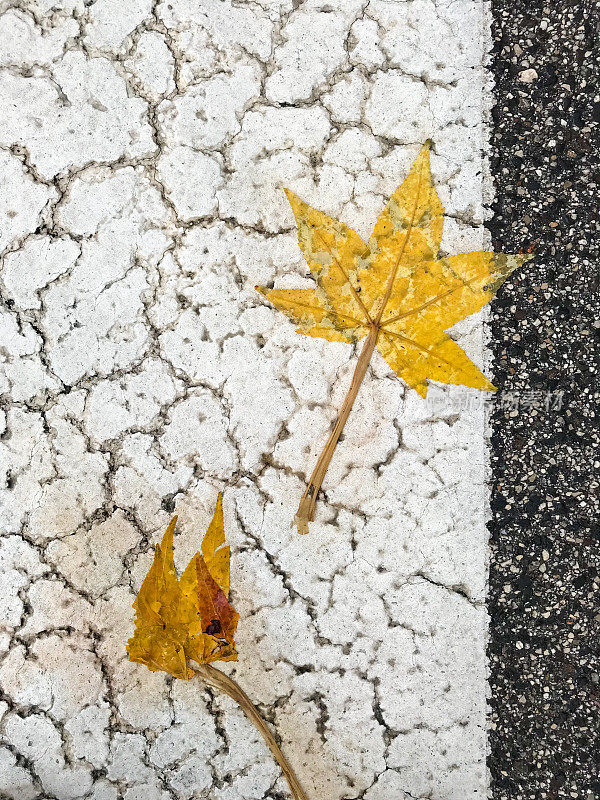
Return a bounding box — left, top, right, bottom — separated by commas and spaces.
488, 2, 599, 798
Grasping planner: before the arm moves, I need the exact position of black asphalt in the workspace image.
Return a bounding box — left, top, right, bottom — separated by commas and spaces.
488, 2, 599, 798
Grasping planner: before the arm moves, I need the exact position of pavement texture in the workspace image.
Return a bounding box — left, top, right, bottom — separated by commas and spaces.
0, 2, 495, 800
488, 2, 599, 799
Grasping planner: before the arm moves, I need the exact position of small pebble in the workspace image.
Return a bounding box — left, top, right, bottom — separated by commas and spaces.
518, 68, 538, 82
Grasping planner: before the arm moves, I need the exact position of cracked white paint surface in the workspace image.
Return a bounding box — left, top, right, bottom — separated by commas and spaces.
0, 1, 493, 799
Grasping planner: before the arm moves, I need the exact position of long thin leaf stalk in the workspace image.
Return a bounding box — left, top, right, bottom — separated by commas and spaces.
295, 325, 380, 534
192, 662, 310, 800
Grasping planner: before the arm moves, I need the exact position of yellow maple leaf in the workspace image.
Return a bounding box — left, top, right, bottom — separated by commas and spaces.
127, 493, 238, 680
257, 141, 531, 533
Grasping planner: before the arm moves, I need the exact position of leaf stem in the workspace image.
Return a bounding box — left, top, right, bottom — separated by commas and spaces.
192, 663, 310, 800
295, 325, 379, 534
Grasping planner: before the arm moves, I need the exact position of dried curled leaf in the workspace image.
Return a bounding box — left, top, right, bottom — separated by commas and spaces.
258, 141, 531, 398
127, 493, 238, 680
